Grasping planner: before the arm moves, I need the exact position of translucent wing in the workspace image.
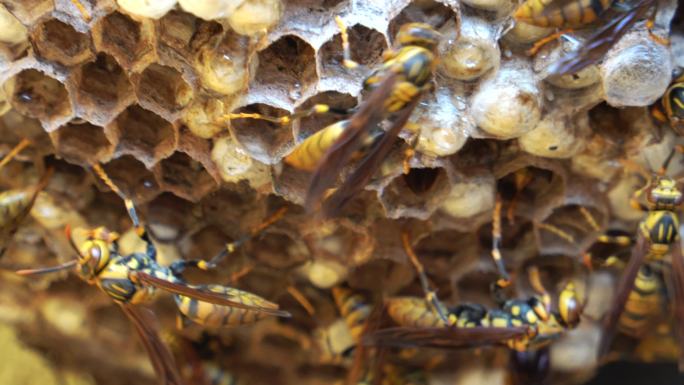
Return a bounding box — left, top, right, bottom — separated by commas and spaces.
599, 234, 649, 356
665, 232, 684, 370
119, 303, 184, 385
548, 0, 655, 75
305, 72, 399, 212
134, 271, 291, 317
363, 326, 530, 350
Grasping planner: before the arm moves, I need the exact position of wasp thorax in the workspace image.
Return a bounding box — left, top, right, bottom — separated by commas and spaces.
529, 296, 550, 322
649, 178, 683, 207
396, 23, 441, 51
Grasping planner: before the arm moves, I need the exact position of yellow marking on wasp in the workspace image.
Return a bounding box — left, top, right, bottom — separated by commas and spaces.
70, 0, 92, 21
287, 285, 315, 316
335, 16, 359, 69
511, 306, 520, 316
537, 222, 575, 243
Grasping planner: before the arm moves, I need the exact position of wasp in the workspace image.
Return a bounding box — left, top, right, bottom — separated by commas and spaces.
652, 72, 684, 136
16, 164, 290, 385
596, 146, 684, 370
514, 0, 665, 75
226, 19, 441, 216
366, 232, 584, 385
0, 139, 52, 258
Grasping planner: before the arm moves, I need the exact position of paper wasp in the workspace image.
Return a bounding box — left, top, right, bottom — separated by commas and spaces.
0, 138, 52, 258
226, 19, 441, 216
365, 232, 585, 385
652, 72, 684, 136
597, 146, 684, 369
514, 0, 665, 75
15, 163, 290, 385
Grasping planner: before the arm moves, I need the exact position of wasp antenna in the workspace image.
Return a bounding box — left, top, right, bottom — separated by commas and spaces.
0, 138, 31, 171
16, 260, 77, 276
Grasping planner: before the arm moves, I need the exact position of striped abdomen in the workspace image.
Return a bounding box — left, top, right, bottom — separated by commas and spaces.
0, 188, 37, 252
618, 265, 664, 337
175, 284, 272, 327
284, 120, 348, 171
332, 287, 372, 342
386, 297, 446, 328
513, 0, 613, 28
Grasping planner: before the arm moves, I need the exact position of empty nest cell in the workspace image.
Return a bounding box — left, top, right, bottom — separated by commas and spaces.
247, 228, 309, 269
378, 166, 452, 219
318, 24, 387, 79
50, 120, 113, 165
496, 165, 565, 221
146, 192, 195, 242
135, 63, 193, 120
110, 104, 177, 167
68, 53, 135, 125
8, 69, 73, 130
536, 203, 606, 256
254, 35, 317, 104
92, 11, 156, 72
388, 0, 457, 38
31, 18, 94, 67
230, 103, 294, 164
155, 150, 218, 202
294, 91, 356, 140
99, 155, 160, 204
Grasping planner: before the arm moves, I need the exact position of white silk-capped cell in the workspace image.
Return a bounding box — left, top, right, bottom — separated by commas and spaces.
195, 35, 258, 95
0, 5, 28, 44
227, 0, 283, 36
116, 0, 177, 19
439, 16, 500, 81
470, 60, 542, 139
439, 178, 495, 219
178, 0, 243, 20
519, 113, 588, 158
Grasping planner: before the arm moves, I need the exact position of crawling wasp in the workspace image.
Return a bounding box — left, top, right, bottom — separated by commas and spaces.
652, 72, 684, 136
0, 139, 52, 258
596, 146, 684, 369
365, 232, 585, 385
514, 0, 666, 75
16, 164, 290, 385
227, 19, 441, 216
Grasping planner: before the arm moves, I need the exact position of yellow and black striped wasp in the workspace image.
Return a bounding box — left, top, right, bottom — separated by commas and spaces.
0, 138, 52, 258
597, 146, 684, 369
365, 232, 585, 385
15, 164, 290, 385
652, 72, 684, 136
513, 0, 666, 75
227, 19, 442, 216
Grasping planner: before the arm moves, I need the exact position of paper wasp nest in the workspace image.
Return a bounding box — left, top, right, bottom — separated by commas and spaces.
0, 0, 682, 384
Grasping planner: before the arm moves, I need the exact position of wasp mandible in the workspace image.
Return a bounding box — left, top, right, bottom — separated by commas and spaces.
16, 163, 290, 385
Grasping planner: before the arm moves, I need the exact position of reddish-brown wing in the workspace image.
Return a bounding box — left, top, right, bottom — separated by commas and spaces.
548, 0, 655, 75
666, 234, 684, 370
321, 95, 421, 217
363, 326, 530, 350
598, 234, 649, 356
305, 73, 399, 212
133, 271, 291, 317
119, 303, 184, 385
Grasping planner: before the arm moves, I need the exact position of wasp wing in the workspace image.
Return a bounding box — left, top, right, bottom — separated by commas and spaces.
666, 231, 684, 370
548, 0, 655, 75
509, 348, 551, 385
134, 271, 291, 317
363, 326, 530, 350
321, 93, 421, 217
305, 73, 399, 212
598, 233, 649, 356
119, 303, 184, 385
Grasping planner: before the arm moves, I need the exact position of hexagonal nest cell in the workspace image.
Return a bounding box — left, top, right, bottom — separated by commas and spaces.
31, 18, 94, 67
3, 1, 684, 385
9, 69, 73, 130
110, 104, 177, 167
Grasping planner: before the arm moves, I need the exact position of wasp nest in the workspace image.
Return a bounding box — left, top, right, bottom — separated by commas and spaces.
0, 0, 682, 384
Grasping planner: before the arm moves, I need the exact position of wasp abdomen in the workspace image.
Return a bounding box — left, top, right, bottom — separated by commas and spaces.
175, 284, 273, 327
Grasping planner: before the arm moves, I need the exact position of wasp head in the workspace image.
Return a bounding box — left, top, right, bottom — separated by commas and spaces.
647, 178, 683, 208
395, 23, 441, 51
68, 226, 118, 280
557, 281, 582, 328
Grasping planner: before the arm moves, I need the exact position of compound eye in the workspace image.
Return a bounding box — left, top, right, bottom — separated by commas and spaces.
90, 246, 101, 259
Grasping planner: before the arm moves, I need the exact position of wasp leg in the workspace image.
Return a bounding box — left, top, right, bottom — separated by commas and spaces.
224, 104, 353, 126
334, 16, 360, 69
0, 138, 31, 171
527, 266, 551, 310
646, 18, 669, 46
527, 29, 574, 56
70, 0, 91, 22
536, 222, 575, 243
492, 194, 512, 289
92, 163, 157, 260
401, 231, 452, 325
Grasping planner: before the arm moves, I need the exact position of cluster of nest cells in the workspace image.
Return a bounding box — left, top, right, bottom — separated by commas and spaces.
0, 0, 684, 384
